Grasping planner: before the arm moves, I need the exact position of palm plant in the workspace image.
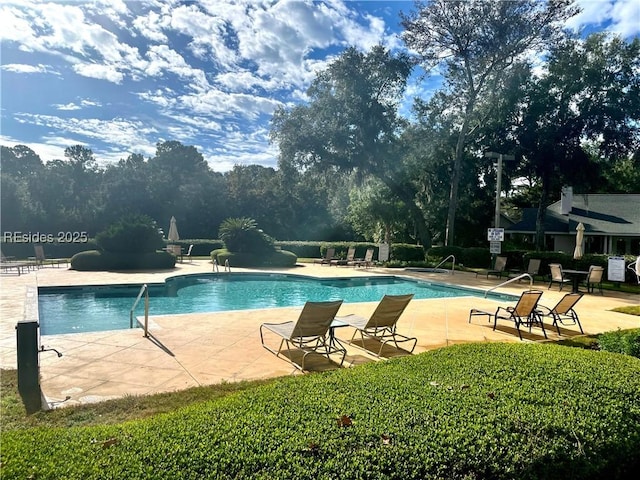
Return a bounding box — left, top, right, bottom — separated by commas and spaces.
218, 217, 275, 253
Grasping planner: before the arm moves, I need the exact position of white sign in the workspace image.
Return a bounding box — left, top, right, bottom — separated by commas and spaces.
607, 256, 626, 282
487, 228, 505, 242
378, 243, 390, 262
490, 241, 502, 254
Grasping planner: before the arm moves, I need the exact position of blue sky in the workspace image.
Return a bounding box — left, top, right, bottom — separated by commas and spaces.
1, 0, 638, 172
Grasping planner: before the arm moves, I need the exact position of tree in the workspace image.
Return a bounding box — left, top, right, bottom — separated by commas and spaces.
514, 34, 640, 249
271, 46, 436, 246
0, 144, 44, 177
402, 0, 577, 245
146, 140, 227, 238
0, 145, 44, 231
347, 179, 411, 244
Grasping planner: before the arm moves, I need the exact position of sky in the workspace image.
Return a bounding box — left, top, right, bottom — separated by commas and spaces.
1, 0, 639, 172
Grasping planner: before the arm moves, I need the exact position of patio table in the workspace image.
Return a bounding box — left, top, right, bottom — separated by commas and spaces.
561, 269, 589, 293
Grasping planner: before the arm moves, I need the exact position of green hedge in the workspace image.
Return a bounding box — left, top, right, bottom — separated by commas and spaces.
599, 328, 640, 358
211, 248, 297, 268
3, 343, 639, 479
70, 250, 176, 271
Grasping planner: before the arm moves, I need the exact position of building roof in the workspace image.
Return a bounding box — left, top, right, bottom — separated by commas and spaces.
507, 194, 640, 236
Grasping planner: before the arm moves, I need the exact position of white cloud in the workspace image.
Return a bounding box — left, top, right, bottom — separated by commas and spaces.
566, 0, 640, 38
54, 103, 82, 111
610, 0, 640, 38
73, 62, 124, 83
1, 63, 50, 74
13, 113, 158, 160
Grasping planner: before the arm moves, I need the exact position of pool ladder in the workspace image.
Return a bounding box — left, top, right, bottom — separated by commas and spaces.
484, 273, 533, 298
434, 255, 456, 275
130, 284, 150, 337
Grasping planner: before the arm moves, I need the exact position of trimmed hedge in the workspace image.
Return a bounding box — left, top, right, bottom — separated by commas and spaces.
2, 343, 639, 479
70, 250, 176, 271
599, 328, 640, 358
211, 248, 297, 268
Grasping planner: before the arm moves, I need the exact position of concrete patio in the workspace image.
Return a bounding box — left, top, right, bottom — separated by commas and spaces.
1, 260, 638, 409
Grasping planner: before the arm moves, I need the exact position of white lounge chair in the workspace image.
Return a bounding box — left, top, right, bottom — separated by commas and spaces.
260, 300, 344, 371
336, 294, 416, 357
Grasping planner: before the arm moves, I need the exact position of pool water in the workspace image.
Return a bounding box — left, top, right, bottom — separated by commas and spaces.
38, 273, 511, 335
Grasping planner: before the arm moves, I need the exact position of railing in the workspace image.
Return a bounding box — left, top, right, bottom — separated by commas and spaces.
130, 284, 150, 337
484, 273, 533, 298
434, 255, 456, 275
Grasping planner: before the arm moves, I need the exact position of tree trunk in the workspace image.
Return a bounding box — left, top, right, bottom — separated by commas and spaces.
535, 171, 551, 251
444, 116, 472, 247
444, 89, 477, 247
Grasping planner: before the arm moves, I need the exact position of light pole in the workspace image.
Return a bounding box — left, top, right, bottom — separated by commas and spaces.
484, 151, 515, 228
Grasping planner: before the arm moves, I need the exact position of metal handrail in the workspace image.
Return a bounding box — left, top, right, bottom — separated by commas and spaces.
434, 255, 456, 275
484, 273, 532, 297
129, 284, 150, 337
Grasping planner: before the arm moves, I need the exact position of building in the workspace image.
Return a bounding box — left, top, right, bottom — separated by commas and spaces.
507, 188, 640, 255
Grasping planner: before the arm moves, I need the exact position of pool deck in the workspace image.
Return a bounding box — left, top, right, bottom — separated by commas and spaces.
1, 260, 638, 409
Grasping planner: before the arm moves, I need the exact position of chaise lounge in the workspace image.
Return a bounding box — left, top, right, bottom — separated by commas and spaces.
259, 300, 345, 371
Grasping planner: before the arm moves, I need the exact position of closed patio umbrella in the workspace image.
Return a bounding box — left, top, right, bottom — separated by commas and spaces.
573, 222, 584, 260
168, 216, 180, 242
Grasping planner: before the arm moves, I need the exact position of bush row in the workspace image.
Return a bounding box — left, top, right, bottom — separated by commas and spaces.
211, 248, 298, 268
3, 343, 639, 479
70, 250, 176, 271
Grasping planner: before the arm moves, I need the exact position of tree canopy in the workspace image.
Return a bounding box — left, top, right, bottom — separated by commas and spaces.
401, 0, 578, 245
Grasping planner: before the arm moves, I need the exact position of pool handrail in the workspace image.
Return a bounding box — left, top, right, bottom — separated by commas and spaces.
434, 255, 456, 275
484, 273, 533, 298
129, 283, 150, 337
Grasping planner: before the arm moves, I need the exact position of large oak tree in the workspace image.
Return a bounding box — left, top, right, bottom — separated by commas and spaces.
402, 0, 577, 245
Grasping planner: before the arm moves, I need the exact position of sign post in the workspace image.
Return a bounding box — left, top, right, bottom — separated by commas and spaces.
607, 256, 625, 284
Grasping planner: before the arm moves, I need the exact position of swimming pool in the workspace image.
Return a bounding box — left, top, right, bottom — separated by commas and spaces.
38, 273, 513, 335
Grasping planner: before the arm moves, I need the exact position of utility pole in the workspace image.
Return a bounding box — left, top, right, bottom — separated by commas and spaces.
484, 151, 515, 228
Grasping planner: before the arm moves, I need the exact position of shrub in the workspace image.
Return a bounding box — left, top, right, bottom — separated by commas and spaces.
219, 217, 275, 254
460, 247, 492, 268
71, 250, 175, 271
391, 243, 424, 262
598, 328, 640, 358
2, 343, 640, 479
95, 214, 164, 254
211, 249, 297, 268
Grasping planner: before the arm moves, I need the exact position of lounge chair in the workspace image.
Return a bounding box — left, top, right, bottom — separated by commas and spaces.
259, 300, 345, 371
313, 247, 335, 265
548, 263, 570, 291
537, 293, 584, 335
183, 244, 194, 262
336, 294, 416, 357
330, 246, 356, 267
628, 257, 640, 284
581, 265, 603, 294
470, 290, 545, 340
477, 255, 507, 278
509, 258, 541, 283
33, 245, 67, 268
349, 248, 374, 268
1, 250, 32, 276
